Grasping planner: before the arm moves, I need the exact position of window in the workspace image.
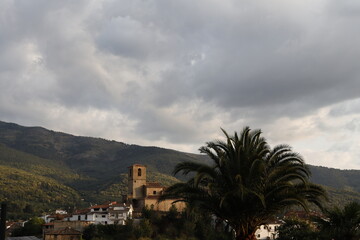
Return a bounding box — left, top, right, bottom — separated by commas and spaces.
102, 215, 106, 218
78, 216, 81, 221
138, 168, 142, 176
153, 191, 157, 195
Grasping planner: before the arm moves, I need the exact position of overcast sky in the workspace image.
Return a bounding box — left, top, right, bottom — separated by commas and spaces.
1, 0, 360, 169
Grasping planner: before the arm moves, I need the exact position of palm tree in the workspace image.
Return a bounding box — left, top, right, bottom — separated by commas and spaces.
318, 201, 360, 240
159, 127, 327, 240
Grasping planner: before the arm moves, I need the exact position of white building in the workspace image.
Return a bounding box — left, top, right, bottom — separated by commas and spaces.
55, 209, 68, 215
65, 202, 133, 225
255, 222, 282, 240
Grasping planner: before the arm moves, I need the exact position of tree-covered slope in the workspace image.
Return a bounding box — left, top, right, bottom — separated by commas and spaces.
0, 120, 359, 217
0, 121, 204, 181
0, 143, 86, 184
0, 165, 82, 218
309, 165, 360, 192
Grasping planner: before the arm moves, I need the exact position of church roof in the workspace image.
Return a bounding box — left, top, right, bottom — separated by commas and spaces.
146, 182, 164, 188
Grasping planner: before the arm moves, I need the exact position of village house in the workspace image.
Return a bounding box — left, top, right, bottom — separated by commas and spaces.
42, 203, 132, 240
42, 221, 90, 240
255, 221, 282, 240
43, 227, 82, 240
65, 202, 133, 225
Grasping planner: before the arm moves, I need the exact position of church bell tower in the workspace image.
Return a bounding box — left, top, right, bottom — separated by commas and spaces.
128, 164, 147, 200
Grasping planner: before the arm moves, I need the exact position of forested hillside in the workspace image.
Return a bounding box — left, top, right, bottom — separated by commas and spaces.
0, 120, 359, 218
0, 165, 82, 219
309, 165, 360, 192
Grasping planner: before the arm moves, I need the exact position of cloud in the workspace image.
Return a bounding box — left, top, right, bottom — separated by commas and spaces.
1, 0, 360, 169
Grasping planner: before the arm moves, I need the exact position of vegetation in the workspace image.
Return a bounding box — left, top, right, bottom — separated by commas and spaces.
0, 143, 84, 183
278, 201, 360, 240
317, 201, 360, 240
160, 127, 327, 240
0, 120, 359, 219
83, 206, 232, 240
12, 217, 45, 237
0, 165, 82, 219
309, 165, 360, 192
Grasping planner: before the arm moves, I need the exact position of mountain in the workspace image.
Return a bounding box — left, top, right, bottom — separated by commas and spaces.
0, 120, 359, 218
309, 165, 360, 192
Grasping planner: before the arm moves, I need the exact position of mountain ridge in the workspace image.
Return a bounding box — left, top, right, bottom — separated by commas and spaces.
0, 120, 359, 218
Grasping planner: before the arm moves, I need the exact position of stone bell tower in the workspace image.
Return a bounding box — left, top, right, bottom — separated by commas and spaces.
128, 164, 147, 201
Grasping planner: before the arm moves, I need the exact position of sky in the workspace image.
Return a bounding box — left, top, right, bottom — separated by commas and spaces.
1, 0, 360, 170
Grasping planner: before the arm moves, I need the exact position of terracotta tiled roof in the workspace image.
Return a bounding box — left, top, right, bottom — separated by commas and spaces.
146, 182, 164, 188
43, 223, 55, 226
46, 227, 82, 235
74, 208, 90, 214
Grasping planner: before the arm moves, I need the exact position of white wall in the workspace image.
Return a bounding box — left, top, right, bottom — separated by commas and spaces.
255, 224, 280, 240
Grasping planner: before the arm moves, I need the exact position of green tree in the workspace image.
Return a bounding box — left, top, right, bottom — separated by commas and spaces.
160, 127, 327, 240
23, 204, 34, 214
134, 219, 153, 239
83, 224, 98, 240
318, 201, 360, 240
12, 217, 45, 237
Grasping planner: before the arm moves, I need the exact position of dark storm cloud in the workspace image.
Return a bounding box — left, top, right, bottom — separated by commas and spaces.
149, 0, 360, 119
1, 0, 360, 168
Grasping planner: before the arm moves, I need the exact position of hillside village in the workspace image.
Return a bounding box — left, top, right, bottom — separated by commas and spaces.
2, 164, 285, 240
0, 122, 359, 240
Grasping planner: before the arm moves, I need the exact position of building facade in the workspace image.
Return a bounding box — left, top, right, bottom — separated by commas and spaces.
62, 202, 133, 225
126, 164, 185, 212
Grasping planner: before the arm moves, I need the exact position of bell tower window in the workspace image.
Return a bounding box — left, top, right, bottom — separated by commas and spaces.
138, 168, 142, 176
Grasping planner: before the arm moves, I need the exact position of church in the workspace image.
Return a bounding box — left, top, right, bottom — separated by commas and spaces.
125, 164, 185, 212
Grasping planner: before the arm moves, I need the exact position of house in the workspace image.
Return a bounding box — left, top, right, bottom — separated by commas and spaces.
255, 221, 282, 240
43, 220, 92, 233
124, 164, 186, 213
43, 213, 68, 223
65, 202, 133, 225
55, 210, 67, 215
108, 203, 133, 225
43, 227, 81, 240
